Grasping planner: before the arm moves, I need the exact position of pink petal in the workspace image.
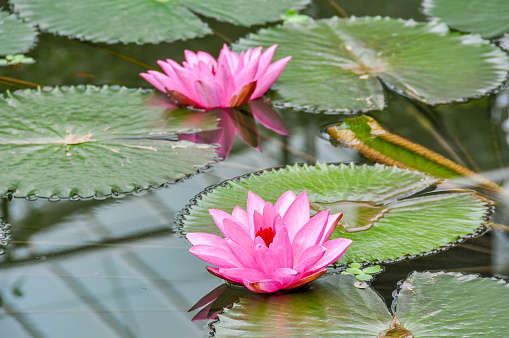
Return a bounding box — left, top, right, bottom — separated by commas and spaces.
227, 80, 256, 107
244, 279, 283, 293
215, 63, 235, 100
273, 190, 297, 216
266, 226, 293, 269
195, 79, 225, 109
309, 238, 352, 271
209, 208, 249, 237
234, 58, 259, 88
262, 202, 277, 230
218, 44, 240, 73
186, 232, 227, 248
291, 210, 329, 261
189, 244, 241, 268
255, 44, 277, 80
184, 49, 199, 66
206, 266, 244, 286
294, 245, 326, 273
247, 191, 267, 233
197, 51, 218, 69
251, 56, 291, 100
219, 267, 269, 284
319, 213, 343, 244
223, 218, 255, 255
286, 268, 326, 290
273, 268, 302, 287
140, 72, 166, 92
283, 190, 310, 241
232, 206, 249, 229
225, 238, 258, 269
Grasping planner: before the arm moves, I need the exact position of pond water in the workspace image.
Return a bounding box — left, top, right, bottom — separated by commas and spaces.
1, 0, 509, 337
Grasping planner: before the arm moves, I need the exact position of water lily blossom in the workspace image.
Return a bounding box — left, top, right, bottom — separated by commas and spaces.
140, 44, 291, 110
186, 191, 352, 293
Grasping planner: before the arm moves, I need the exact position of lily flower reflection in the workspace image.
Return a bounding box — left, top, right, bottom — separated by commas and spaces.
188, 284, 249, 321
179, 99, 290, 159
141, 44, 291, 109
186, 191, 352, 293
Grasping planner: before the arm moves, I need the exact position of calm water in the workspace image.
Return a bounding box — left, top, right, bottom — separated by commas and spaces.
1, 1, 509, 337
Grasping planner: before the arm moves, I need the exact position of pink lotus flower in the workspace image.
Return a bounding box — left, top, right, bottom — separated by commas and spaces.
186, 191, 352, 293
140, 44, 291, 110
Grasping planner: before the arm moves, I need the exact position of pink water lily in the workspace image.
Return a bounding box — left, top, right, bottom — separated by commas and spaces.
186, 191, 352, 293
140, 44, 291, 110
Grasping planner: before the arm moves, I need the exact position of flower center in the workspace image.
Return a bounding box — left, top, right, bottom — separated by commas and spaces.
255, 227, 275, 247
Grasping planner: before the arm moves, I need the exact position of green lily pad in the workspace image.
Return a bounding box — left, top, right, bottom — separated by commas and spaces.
10, 0, 310, 44
423, 0, 509, 38
234, 16, 509, 112
215, 274, 393, 337
0, 10, 37, 55
215, 272, 509, 337
179, 163, 490, 264
0, 86, 219, 199
396, 272, 509, 336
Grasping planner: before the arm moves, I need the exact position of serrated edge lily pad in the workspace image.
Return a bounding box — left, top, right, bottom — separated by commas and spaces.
234, 16, 509, 113
178, 162, 492, 264
0, 10, 38, 55
0, 85, 220, 200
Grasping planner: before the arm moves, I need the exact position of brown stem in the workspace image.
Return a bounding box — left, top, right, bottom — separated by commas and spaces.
326, 0, 348, 18
83, 42, 156, 70
211, 29, 232, 44
0, 75, 41, 88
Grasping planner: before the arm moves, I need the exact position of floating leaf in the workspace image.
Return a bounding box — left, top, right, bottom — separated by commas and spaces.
423, 0, 509, 38
345, 268, 363, 275
362, 265, 381, 274
214, 272, 509, 337
395, 272, 509, 336
328, 115, 503, 191
355, 274, 373, 281
350, 263, 361, 269
215, 274, 393, 337
10, 0, 310, 44
0, 10, 37, 55
0, 86, 219, 199
234, 16, 509, 112
180, 163, 490, 264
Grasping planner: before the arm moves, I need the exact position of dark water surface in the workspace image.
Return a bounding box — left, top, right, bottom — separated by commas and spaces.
1, 1, 509, 337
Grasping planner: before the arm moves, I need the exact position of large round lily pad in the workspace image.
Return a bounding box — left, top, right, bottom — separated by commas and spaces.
0, 10, 37, 55
10, 0, 310, 44
179, 163, 491, 264
214, 272, 509, 337
423, 0, 509, 38
234, 16, 509, 112
0, 85, 219, 199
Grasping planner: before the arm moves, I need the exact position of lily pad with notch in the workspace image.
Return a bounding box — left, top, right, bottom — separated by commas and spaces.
233, 16, 509, 112
0, 10, 37, 56
0, 85, 219, 199
214, 272, 509, 337
179, 162, 491, 264
10, 0, 310, 44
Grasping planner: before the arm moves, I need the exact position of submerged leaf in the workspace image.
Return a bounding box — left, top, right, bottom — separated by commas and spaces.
180, 163, 490, 264
423, 0, 509, 38
10, 0, 310, 43
0, 86, 219, 198
234, 17, 509, 112
328, 115, 503, 191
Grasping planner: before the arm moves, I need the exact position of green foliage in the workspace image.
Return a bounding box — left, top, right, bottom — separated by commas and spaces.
234, 17, 509, 112
0, 10, 37, 55
180, 163, 489, 264
0, 86, 219, 198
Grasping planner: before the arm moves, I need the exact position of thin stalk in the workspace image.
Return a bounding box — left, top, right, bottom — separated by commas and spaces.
212, 28, 232, 44
326, 0, 348, 18
84, 42, 156, 70
0, 75, 41, 88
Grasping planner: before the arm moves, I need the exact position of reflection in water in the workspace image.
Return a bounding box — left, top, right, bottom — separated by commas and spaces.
311, 200, 389, 233
188, 284, 249, 321
179, 99, 290, 159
